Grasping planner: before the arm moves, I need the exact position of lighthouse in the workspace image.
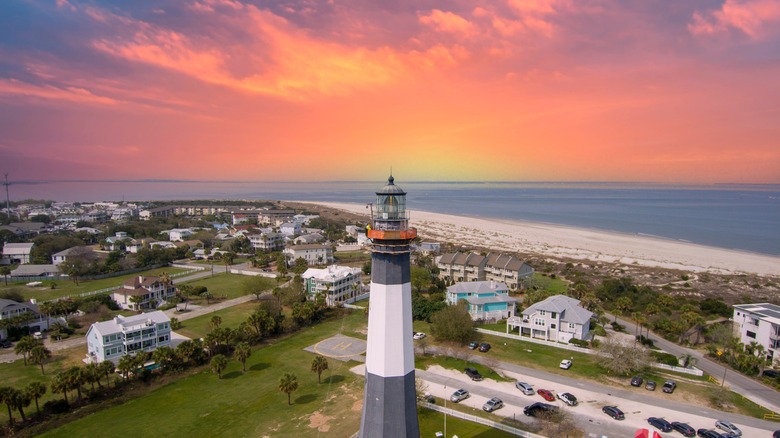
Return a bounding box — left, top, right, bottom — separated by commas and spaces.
359, 175, 419, 437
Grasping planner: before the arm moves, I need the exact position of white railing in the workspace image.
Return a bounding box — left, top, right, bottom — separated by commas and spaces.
171, 263, 207, 271
476, 328, 593, 354
422, 403, 542, 437
651, 363, 704, 376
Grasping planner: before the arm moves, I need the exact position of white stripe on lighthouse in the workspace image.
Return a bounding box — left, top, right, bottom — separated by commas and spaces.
365, 281, 414, 378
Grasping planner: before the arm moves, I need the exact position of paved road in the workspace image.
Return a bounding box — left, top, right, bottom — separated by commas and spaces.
612, 314, 780, 414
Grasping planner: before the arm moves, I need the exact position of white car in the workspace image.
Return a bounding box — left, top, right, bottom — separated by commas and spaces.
715, 420, 742, 436
560, 359, 572, 370
413, 332, 426, 340
450, 389, 470, 403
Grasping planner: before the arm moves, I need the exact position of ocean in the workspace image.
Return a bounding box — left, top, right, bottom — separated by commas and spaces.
11, 180, 780, 257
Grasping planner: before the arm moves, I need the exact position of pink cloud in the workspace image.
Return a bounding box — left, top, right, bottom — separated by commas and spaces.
689, 0, 780, 39
0, 79, 117, 105
419, 9, 477, 37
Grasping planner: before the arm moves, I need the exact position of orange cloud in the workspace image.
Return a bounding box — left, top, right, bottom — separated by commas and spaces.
419, 9, 478, 37
689, 0, 780, 39
0, 78, 117, 105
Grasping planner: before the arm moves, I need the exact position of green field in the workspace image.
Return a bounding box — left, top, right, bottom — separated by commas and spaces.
175, 301, 259, 339
178, 272, 256, 302
2, 267, 189, 301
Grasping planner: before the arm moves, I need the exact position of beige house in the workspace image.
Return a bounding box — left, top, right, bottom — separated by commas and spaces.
112, 276, 176, 311
484, 253, 534, 289
436, 252, 487, 283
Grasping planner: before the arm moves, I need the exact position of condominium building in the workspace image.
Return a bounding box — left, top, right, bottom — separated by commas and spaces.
733, 303, 780, 361
301, 265, 363, 306
86, 311, 172, 363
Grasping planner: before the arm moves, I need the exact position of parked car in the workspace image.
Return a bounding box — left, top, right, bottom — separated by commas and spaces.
413, 332, 426, 340
556, 392, 578, 406
763, 369, 780, 378
697, 429, 726, 438
602, 406, 625, 420
773, 430, 780, 438
537, 389, 555, 401
468, 341, 479, 350
478, 342, 491, 352
714, 420, 742, 436
663, 381, 677, 393
645, 380, 657, 391
464, 367, 483, 381
523, 402, 559, 417
482, 397, 504, 412
671, 421, 697, 437
515, 381, 534, 395
0, 340, 12, 349
420, 392, 435, 403
559, 359, 572, 369
450, 389, 470, 403
648, 417, 673, 432
631, 376, 643, 387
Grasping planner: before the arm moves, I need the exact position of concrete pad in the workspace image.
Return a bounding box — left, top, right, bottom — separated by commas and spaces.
305, 334, 366, 362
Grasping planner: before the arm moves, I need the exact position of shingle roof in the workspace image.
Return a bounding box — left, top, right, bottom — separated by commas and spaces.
522, 295, 592, 325
10, 264, 59, 276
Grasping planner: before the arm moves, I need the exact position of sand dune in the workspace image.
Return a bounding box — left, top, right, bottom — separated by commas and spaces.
311, 202, 780, 277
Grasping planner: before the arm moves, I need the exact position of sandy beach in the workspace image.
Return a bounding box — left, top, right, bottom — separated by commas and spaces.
311, 202, 780, 277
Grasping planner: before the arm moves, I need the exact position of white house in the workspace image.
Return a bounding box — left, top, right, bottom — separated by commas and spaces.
112, 275, 176, 311
52, 246, 86, 265
733, 303, 780, 361
508, 295, 593, 343
168, 228, 193, 242
1, 242, 34, 265
284, 244, 334, 266
279, 221, 302, 236
0, 299, 53, 340
301, 265, 363, 306
293, 233, 324, 245
446, 281, 517, 321
248, 232, 285, 252
86, 311, 172, 364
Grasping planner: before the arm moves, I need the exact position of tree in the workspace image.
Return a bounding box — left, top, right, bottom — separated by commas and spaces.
234, 342, 252, 372
210, 315, 222, 330
98, 360, 115, 387
7, 387, 29, 423
0, 266, 10, 286
25, 382, 46, 417
410, 266, 432, 293
66, 366, 85, 403
241, 276, 276, 301
210, 354, 228, 379
311, 355, 329, 383
596, 338, 651, 375
51, 371, 70, 405
0, 386, 15, 426
614, 296, 632, 323
153, 346, 180, 372
279, 373, 298, 405
430, 302, 475, 343
223, 252, 235, 273
118, 355, 137, 380
201, 290, 213, 305
29, 345, 51, 375
14, 335, 39, 366
58, 246, 98, 285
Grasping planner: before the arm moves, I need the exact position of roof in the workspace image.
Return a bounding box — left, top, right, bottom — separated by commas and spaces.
486, 253, 526, 271
376, 175, 406, 195
287, 244, 332, 251
2, 243, 34, 254
448, 281, 510, 294
89, 310, 170, 337
522, 295, 593, 325
10, 264, 59, 276
0, 298, 39, 313
734, 303, 780, 325
52, 246, 86, 257
123, 275, 161, 289
437, 252, 486, 267
302, 265, 360, 281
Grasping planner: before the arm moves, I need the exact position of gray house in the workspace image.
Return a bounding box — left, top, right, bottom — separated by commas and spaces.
508, 295, 593, 343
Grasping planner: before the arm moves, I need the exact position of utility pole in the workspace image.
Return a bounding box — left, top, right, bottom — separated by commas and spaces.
3, 173, 10, 221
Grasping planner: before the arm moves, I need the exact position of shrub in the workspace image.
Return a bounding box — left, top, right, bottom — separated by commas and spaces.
569, 338, 589, 348
44, 399, 70, 415
611, 322, 625, 332
651, 351, 679, 366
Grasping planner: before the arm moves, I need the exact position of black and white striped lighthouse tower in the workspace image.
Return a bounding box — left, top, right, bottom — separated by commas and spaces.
359, 175, 419, 437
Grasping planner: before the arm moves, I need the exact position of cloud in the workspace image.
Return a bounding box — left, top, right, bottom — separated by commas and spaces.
0, 78, 117, 105
689, 0, 780, 39
419, 9, 477, 37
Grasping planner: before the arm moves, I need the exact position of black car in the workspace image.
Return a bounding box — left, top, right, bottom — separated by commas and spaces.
763, 369, 780, 378
663, 380, 677, 393
631, 376, 643, 387
671, 421, 696, 437
773, 431, 780, 438
523, 402, 559, 417
648, 417, 673, 433
0, 340, 12, 349
697, 429, 726, 438
468, 341, 479, 350
464, 367, 483, 381
602, 406, 624, 420
478, 342, 491, 352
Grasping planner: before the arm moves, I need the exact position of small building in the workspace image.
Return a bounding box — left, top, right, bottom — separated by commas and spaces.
9, 264, 60, 278
279, 221, 302, 236
294, 233, 324, 245
0, 299, 52, 340
733, 303, 780, 361
52, 246, 87, 265
446, 281, 516, 321
284, 244, 334, 266
168, 228, 193, 242
86, 311, 172, 364
139, 206, 175, 220
1, 242, 34, 265
436, 252, 487, 283
508, 295, 593, 343
248, 232, 285, 252
301, 265, 363, 306
111, 276, 176, 311
484, 253, 534, 289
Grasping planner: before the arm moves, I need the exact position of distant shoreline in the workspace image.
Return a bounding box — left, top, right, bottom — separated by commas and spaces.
310, 201, 780, 277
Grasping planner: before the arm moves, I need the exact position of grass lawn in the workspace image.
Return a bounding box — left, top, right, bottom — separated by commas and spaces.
178, 272, 255, 302
1, 267, 189, 302
416, 354, 512, 383
175, 301, 260, 339
532, 273, 569, 293
418, 407, 518, 437
38, 310, 371, 438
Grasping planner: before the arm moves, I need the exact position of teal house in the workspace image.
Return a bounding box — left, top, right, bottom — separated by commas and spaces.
446, 281, 517, 321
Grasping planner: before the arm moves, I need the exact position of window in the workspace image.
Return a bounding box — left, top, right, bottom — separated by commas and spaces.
569, 323, 575, 330
534, 318, 546, 327
551, 312, 557, 319
539, 310, 546, 316
551, 324, 556, 329
747, 331, 756, 339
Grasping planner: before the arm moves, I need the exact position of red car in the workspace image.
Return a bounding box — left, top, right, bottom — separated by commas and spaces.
537, 389, 555, 401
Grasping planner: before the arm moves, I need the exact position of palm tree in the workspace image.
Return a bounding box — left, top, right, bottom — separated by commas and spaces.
29, 345, 51, 376
51, 371, 70, 405
0, 266, 11, 286
0, 386, 15, 426
234, 342, 251, 373
201, 290, 213, 305
84, 363, 100, 391
210, 354, 228, 379
279, 373, 298, 405
98, 360, 115, 387
210, 315, 222, 330
311, 356, 329, 384
66, 366, 85, 403
8, 387, 28, 423
223, 252, 235, 273
14, 335, 38, 366
118, 355, 137, 380
24, 382, 46, 417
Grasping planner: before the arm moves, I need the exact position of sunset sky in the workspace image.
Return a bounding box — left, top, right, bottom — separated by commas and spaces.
1, 0, 779, 183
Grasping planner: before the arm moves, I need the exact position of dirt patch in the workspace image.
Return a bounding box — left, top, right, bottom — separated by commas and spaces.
351, 399, 363, 412
308, 411, 334, 432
